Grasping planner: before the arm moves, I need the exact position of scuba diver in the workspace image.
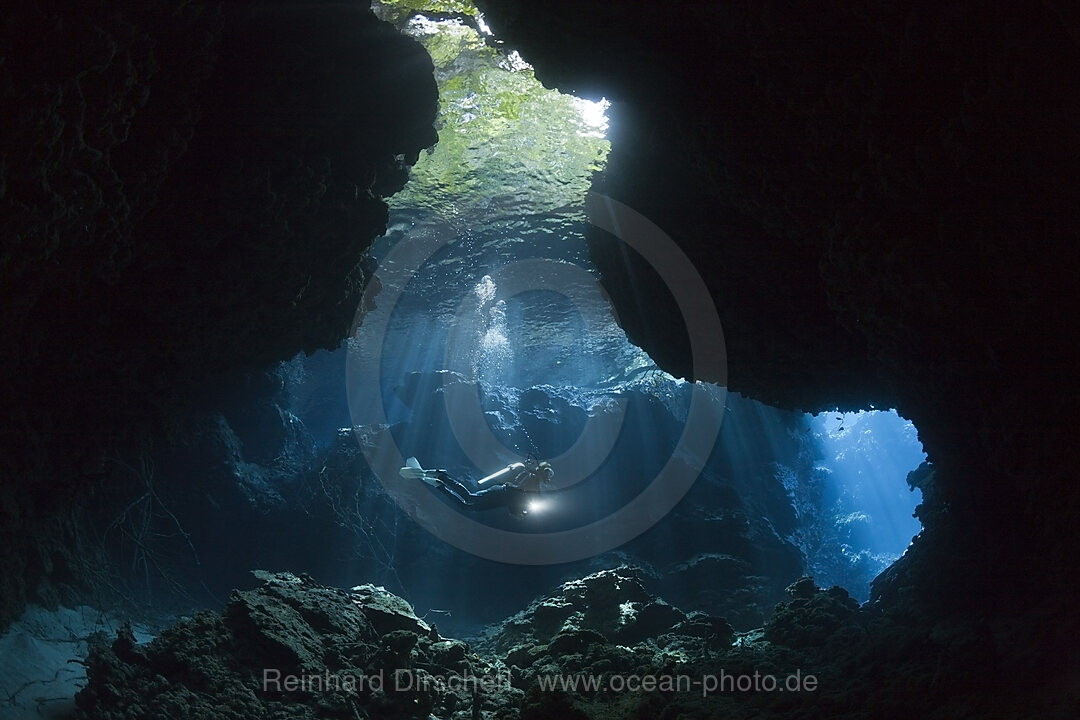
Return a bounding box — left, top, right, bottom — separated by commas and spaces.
400, 457, 553, 517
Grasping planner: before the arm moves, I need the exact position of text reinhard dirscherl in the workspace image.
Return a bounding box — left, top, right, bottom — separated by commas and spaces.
261, 668, 818, 698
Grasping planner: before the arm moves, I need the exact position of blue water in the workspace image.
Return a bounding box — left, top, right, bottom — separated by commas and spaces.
798, 409, 925, 597
286, 211, 926, 604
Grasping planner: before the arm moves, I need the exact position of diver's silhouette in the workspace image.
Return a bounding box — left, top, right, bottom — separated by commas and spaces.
400, 457, 553, 517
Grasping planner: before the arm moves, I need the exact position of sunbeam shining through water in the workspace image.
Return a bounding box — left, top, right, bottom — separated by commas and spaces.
800, 409, 926, 600
284, 0, 929, 628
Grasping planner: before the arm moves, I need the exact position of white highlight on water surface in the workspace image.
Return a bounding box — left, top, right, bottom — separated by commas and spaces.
406, 14, 458, 36
499, 50, 531, 73
571, 96, 611, 138
476, 12, 493, 36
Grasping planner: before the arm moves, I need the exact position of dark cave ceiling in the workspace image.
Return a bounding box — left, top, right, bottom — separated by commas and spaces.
474, 0, 1080, 584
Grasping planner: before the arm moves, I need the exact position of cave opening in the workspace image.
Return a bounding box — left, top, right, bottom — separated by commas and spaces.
797, 409, 924, 600
280, 0, 927, 624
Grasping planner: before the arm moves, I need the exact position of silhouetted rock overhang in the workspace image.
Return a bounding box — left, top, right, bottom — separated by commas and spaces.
0, 0, 438, 628
474, 0, 1080, 618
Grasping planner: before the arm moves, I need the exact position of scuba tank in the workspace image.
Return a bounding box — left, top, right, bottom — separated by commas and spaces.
477, 462, 526, 486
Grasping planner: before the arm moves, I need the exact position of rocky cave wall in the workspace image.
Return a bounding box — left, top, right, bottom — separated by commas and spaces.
3, 2, 1078, 713
0, 0, 437, 629
473, 0, 1080, 617
2, 0, 1077, 665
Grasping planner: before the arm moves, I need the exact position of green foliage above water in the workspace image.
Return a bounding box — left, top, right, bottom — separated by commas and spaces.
376, 3, 611, 225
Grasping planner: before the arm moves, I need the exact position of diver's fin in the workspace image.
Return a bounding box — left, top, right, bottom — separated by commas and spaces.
399, 457, 425, 480
400, 458, 442, 487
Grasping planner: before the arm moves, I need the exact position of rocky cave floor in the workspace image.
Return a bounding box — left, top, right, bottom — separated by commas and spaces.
64, 567, 1065, 720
